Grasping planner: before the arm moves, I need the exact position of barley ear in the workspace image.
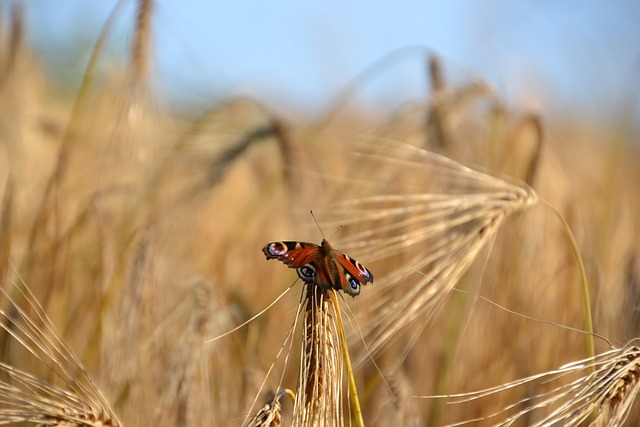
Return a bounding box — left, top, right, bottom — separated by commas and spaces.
247, 389, 295, 427
292, 285, 343, 426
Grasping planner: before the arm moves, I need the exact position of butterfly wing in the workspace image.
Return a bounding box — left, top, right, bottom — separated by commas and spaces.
262, 241, 320, 268
333, 248, 374, 297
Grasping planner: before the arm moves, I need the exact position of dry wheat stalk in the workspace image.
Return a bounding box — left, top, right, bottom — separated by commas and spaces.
93, 0, 156, 204
143, 99, 286, 214
0, 179, 12, 282
0, 281, 121, 426
292, 285, 343, 427
425, 54, 494, 150
439, 339, 640, 426
247, 389, 295, 427
370, 372, 422, 426
152, 279, 213, 426
150, 277, 238, 426
325, 140, 538, 361
248, 394, 284, 427
0, 3, 23, 88
102, 233, 155, 394
130, 0, 152, 95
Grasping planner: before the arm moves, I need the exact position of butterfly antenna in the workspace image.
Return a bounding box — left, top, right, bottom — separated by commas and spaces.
309, 209, 326, 239
310, 210, 343, 240
329, 224, 343, 240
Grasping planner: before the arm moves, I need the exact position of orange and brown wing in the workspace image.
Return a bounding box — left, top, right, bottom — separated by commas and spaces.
262, 241, 320, 268
333, 249, 374, 297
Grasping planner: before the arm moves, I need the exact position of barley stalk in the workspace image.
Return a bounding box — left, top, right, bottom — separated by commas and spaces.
130, 0, 152, 96
149, 277, 238, 426
329, 290, 364, 427
292, 285, 343, 426
544, 200, 596, 365
19, 0, 126, 279
0, 178, 12, 282
0, 3, 22, 88
325, 140, 538, 361
247, 389, 296, 427
0, 281, 121, 426
439, 339, 640, 426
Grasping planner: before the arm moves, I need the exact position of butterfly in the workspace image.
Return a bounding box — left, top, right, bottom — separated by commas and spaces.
262, 239, 374, 297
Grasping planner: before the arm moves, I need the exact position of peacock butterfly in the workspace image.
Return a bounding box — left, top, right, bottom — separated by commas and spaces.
262, 239, 374, 297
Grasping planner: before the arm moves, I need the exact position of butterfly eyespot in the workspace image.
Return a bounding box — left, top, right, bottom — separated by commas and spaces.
344, 273, 361, 297
267, 242, 288, 256
297, 264, 316, 280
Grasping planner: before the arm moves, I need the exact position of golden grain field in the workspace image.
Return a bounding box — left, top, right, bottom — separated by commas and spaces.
0, 2, 639, 426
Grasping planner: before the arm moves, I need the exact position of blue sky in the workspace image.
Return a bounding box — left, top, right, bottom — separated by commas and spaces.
23, 1, 640, 118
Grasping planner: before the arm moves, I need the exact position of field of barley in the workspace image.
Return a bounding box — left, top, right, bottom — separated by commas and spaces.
0, 2, 639, 426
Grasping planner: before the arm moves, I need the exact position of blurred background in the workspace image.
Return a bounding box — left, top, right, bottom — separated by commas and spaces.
2, 1, 640, 425
25, 0, 640, 121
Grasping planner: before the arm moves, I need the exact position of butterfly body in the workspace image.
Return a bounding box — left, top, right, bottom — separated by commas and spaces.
262, 239, 373, 297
